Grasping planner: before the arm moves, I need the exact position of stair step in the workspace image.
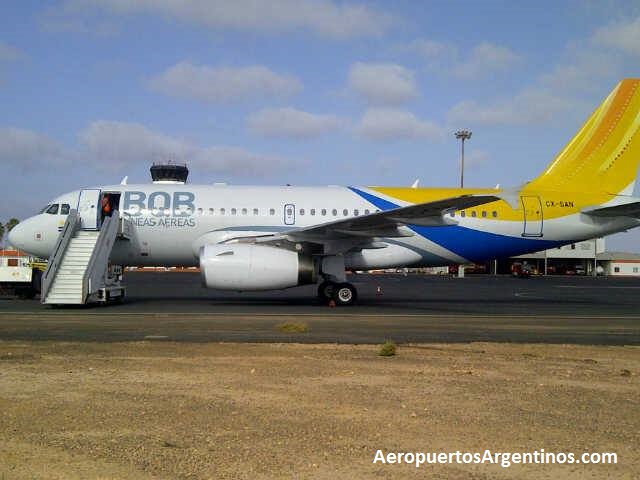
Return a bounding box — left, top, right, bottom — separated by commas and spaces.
50, 284, 82, 290
46, 291, 83, 298
45, 297, 83, 304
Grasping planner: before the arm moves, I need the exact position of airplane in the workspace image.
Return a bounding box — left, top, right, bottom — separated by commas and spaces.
8, 78, 640, 306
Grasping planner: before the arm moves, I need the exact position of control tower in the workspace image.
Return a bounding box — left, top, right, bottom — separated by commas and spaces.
150, 162, 189, 184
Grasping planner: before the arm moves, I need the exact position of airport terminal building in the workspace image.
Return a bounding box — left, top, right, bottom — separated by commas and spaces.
508, 238, 640, 276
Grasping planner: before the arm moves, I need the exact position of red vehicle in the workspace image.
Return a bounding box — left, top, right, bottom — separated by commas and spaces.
511, 262, 532, 278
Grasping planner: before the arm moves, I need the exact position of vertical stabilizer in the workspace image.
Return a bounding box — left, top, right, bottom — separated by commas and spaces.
528, 79, 640, 195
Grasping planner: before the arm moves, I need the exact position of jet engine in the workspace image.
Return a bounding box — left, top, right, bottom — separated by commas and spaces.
200, 244, 315, 290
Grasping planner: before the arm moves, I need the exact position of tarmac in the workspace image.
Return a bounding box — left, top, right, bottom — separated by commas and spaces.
0, 272, 639, 345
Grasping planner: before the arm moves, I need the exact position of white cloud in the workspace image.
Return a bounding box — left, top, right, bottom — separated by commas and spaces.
539, 51, 619, 93
356, 108, 444, 141
593, 17, 640, 56
401, 39, 520, 79
447, 88, 578, 126
247, 107, 343, 138
0, 42, 25, 62
452, 42, 521, 79
348, 62, 418, 106
52, 0, 394, 38
38, 4, 119, 36
79, 120, 300, 176
149, 62, 302, 103
0, 127, 68, 170
464, 149, 490, 168
405, 39, 456, 59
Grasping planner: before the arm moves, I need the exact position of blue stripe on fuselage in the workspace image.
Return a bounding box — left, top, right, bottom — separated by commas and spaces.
348, 186, 562, 261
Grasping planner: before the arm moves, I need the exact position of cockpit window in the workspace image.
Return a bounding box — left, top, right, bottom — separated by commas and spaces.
45, 204, 59, 215
61, 204, 70, 215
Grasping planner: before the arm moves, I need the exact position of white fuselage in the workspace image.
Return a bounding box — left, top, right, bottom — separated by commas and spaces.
9, 183, 640, 269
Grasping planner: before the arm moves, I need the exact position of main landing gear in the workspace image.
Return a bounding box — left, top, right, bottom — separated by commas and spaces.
317, 280, 358, 306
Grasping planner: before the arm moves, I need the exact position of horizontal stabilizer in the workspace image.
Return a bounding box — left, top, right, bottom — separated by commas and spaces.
582, 201, 640, 218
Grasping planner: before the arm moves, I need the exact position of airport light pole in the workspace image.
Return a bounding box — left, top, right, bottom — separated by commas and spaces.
455, 129, 472, 188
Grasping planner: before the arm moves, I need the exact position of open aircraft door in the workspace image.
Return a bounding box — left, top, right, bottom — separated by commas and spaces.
521, 196, 543, 237
77, 189, 101, 230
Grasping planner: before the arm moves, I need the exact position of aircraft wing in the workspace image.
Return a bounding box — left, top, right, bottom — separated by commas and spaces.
582, 201, 640, 218
241, 194, 501, 244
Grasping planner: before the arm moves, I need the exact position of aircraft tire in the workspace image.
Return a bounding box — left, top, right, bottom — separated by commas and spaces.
317, 281, 335, 301
332, 282, 357, 306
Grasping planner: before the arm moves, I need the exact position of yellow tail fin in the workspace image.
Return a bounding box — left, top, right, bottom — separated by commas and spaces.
528, 78, 640, 195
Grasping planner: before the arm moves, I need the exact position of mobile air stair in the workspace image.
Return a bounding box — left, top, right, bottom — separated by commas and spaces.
41, 209, 129, 305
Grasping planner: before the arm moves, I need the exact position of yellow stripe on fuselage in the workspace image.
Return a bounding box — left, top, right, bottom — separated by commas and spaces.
368, 187, 617, 222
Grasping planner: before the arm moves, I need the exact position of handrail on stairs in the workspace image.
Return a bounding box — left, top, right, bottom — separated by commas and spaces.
82, 210, 120, 301
41, 209, 80, 303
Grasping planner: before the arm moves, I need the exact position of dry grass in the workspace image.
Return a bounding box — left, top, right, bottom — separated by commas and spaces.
276, 321, 309, 333
378, 340, 397, 356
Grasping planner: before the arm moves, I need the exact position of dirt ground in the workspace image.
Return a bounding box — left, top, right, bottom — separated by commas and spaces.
0, 341, 638, 479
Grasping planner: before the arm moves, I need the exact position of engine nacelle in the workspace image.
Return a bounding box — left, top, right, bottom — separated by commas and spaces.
200, 244, 315, 291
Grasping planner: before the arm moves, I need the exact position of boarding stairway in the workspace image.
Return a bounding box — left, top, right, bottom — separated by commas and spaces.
41, 210, 129, 305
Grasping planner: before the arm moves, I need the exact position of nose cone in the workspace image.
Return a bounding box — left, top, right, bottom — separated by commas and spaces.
7, 222, 26, 251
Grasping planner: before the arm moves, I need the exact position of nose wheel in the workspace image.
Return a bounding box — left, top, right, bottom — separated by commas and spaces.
317, 281, 358, 306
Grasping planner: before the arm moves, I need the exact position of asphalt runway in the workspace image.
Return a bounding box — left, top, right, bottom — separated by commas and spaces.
0, 272, 639, 345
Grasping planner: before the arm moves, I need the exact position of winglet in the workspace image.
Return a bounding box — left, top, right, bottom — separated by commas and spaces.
120, 176, 128, 185
411, 179, 420, 189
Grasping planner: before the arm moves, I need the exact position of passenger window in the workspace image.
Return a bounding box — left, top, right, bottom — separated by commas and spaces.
61, 204, 70, 215
450, 212, 455, 217
197, 208, 203, 215
492, 211, 497, 218
364, 209, 370, 215
310, 209, 316, 216
253, 208, 259, 216
231, 208, 237, 215
354, 209, 359, 216
46, 204, 59, 215
220, 208, 226, 215
461, 211, 466, 218
209, 208, 214, 215
321, 209, 327, 216
481, 211, 487, 218
269, 208, 275, 216
343, 209, 348, 216
300, 208, 305, 216
241, 208, 247, 215
332, 209, 338, 216
471, 211, 477, 217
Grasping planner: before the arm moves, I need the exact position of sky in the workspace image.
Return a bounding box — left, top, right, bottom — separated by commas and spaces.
1, 0, 640, 250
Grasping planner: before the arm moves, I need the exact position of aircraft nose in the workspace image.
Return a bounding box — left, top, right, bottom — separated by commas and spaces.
7, 222, 27, 251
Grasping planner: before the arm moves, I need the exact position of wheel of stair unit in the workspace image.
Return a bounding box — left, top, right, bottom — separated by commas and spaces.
31, 269, 42, 294
331, 283, 358, 306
